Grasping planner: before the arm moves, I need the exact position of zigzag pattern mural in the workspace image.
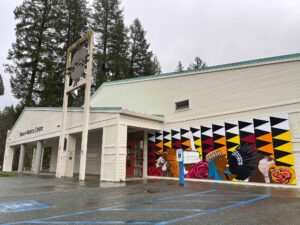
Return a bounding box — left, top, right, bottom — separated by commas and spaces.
148, 114, 296, 185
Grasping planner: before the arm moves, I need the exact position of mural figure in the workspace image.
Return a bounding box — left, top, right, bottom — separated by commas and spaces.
206, 150, 235, 180
228, 144, 257, 181
258, 156, 275, 183
155, 155, 168, 176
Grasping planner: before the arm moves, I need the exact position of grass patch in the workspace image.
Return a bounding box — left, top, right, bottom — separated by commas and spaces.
0, 172, 17, 177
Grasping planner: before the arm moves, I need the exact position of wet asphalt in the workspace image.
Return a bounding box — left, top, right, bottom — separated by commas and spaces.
0, 174, 300, 225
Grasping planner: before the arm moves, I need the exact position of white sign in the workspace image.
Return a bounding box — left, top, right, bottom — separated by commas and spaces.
176, 149, 183, 162
183, 151, 200, 164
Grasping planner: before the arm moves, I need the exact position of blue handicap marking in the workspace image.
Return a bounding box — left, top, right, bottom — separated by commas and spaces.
0, 200, 50, 214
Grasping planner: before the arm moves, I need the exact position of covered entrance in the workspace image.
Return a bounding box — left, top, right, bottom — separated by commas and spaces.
126, 131, 144, 178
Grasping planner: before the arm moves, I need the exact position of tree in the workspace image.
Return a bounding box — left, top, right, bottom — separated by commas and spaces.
39, 0, 88, 107
176, 61, 184, 72
151, 55, 161, 75
92, 0, 129, 86
0, 74, 4, 95
188, 57, 206, 70
128, 18, 159, 77
5, 0, 63, 106
0, 106, 17, 162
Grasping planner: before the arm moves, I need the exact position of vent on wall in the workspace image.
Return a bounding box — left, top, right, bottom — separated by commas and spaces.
175, 99, 190, 111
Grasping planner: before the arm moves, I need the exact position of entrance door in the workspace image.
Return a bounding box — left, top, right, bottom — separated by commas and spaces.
126, 131, 144, 177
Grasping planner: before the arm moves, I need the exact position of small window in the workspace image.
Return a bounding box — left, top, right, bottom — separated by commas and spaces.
175, 99, 190, 111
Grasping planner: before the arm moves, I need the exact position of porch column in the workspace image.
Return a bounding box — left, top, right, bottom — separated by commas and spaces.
3, 146, 14, 172
33, 140, 43, 175
18, 144, 26, 173
64, 134, 76, 177
100, 122, 127, 182
143, 131, 148, 178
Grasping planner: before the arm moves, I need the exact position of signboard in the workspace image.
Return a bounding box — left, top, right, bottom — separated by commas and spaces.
19, 126, 43, 137
183, 151, 200, 164
176, 149, 183, 162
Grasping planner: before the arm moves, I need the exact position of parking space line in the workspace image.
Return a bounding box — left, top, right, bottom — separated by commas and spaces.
106, 208, 203, 212
156, 194, 269, 225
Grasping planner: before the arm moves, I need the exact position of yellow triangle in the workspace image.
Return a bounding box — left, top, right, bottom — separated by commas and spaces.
194, 139, 201, 146
277, 154, 295, 166
275, 142, 293, 153
274, 131, 292, 142
227, 136, 240, 144
164, 141, 172, 148
228, 147, 236, 152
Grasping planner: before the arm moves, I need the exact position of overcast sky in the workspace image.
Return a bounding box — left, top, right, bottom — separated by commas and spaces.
1, 0, 300, 110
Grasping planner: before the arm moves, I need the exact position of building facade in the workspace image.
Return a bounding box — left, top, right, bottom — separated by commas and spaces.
3, 53, 300, 187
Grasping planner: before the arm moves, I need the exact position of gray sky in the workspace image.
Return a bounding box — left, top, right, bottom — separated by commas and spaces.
1, 0, 300, 110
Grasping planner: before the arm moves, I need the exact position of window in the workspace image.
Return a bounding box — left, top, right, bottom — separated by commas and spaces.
175, 99, 190, 111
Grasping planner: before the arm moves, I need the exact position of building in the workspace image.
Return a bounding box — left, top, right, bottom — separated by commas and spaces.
3, 53, 300, 187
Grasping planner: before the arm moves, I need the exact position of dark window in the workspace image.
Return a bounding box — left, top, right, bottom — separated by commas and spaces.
175, 99, 190, 111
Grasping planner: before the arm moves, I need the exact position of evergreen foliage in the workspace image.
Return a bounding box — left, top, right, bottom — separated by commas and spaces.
188, 56, 206, 70
176, 61, 184, 72
0, 74, 4, 95
92, 0, 129, 86
128, 18, 159, 77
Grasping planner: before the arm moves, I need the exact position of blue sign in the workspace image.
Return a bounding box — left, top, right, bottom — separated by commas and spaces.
0, 200, 50, 214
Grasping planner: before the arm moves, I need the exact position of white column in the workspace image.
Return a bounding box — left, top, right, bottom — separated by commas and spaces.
143, 131, 148, 178
100, 121, 127, 182
3, 146, 14, 172
33, 141, 43, 175
3, 131, 14, 172
65, 135, 76, 177
18, 144, 26, 173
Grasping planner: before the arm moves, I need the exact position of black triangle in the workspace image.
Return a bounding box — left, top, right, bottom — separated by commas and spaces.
213, 133, 224, 140
193, 136, 200, 141
257, 150, 272, 156
181, 128, 189, 135
254, 129, 270, 138
253, 119, 269, 128
256, 139, 271, 149
190, 127, 199, 134
148, 133, 155, 139
163, 130, 170, 137
238, 121, 252, 129
226, 141, 239, 149
274, 150, 290, 160
270, 116, 287, 127
155, 132, 162, 138
275, 160, 292, 167
201, 134, 212, 140
273, 139, 290, 148
212, 124, 223, 132
201, 126, 211, 133
225, 132, 237, 139
171, 129, 179, 136
214, 142, 225, 150
271, 127, 287, 137
163, 138, 171, 143
181, 136, 189, 142
225, 122, 237, 131
202, 143, 213, 150
239, 130, 253, 138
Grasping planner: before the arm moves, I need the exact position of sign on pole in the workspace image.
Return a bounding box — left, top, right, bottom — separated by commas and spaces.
56, 31, 94, 181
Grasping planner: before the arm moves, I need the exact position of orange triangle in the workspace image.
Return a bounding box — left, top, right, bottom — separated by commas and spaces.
257, 143, 274, 155
182, 139, 191, 147
215, 137, 226, 145
257, 133, 272, 143
156, 141, 163, 149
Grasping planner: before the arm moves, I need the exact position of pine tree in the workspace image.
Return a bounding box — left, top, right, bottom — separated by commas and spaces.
5, 0, 62, 106
188, 57, 206, 70
39, 0, 88, 106
176, 61, 184, 72
0, 74, 4, 95
128, 18, 158, 78
151, 55, 161, 75
92, 0, 129, 86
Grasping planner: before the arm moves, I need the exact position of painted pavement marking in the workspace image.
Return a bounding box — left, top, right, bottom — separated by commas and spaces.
2, 189, 269, 225
0, 200, 50, 214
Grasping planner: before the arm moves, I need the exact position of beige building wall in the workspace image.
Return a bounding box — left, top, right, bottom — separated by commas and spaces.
91, 60, 300, 124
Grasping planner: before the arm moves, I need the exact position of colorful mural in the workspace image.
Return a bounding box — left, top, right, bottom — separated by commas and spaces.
148, 115, 296, 185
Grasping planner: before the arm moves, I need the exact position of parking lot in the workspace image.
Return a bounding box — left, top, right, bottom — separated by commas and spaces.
0, 174, 300, 225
